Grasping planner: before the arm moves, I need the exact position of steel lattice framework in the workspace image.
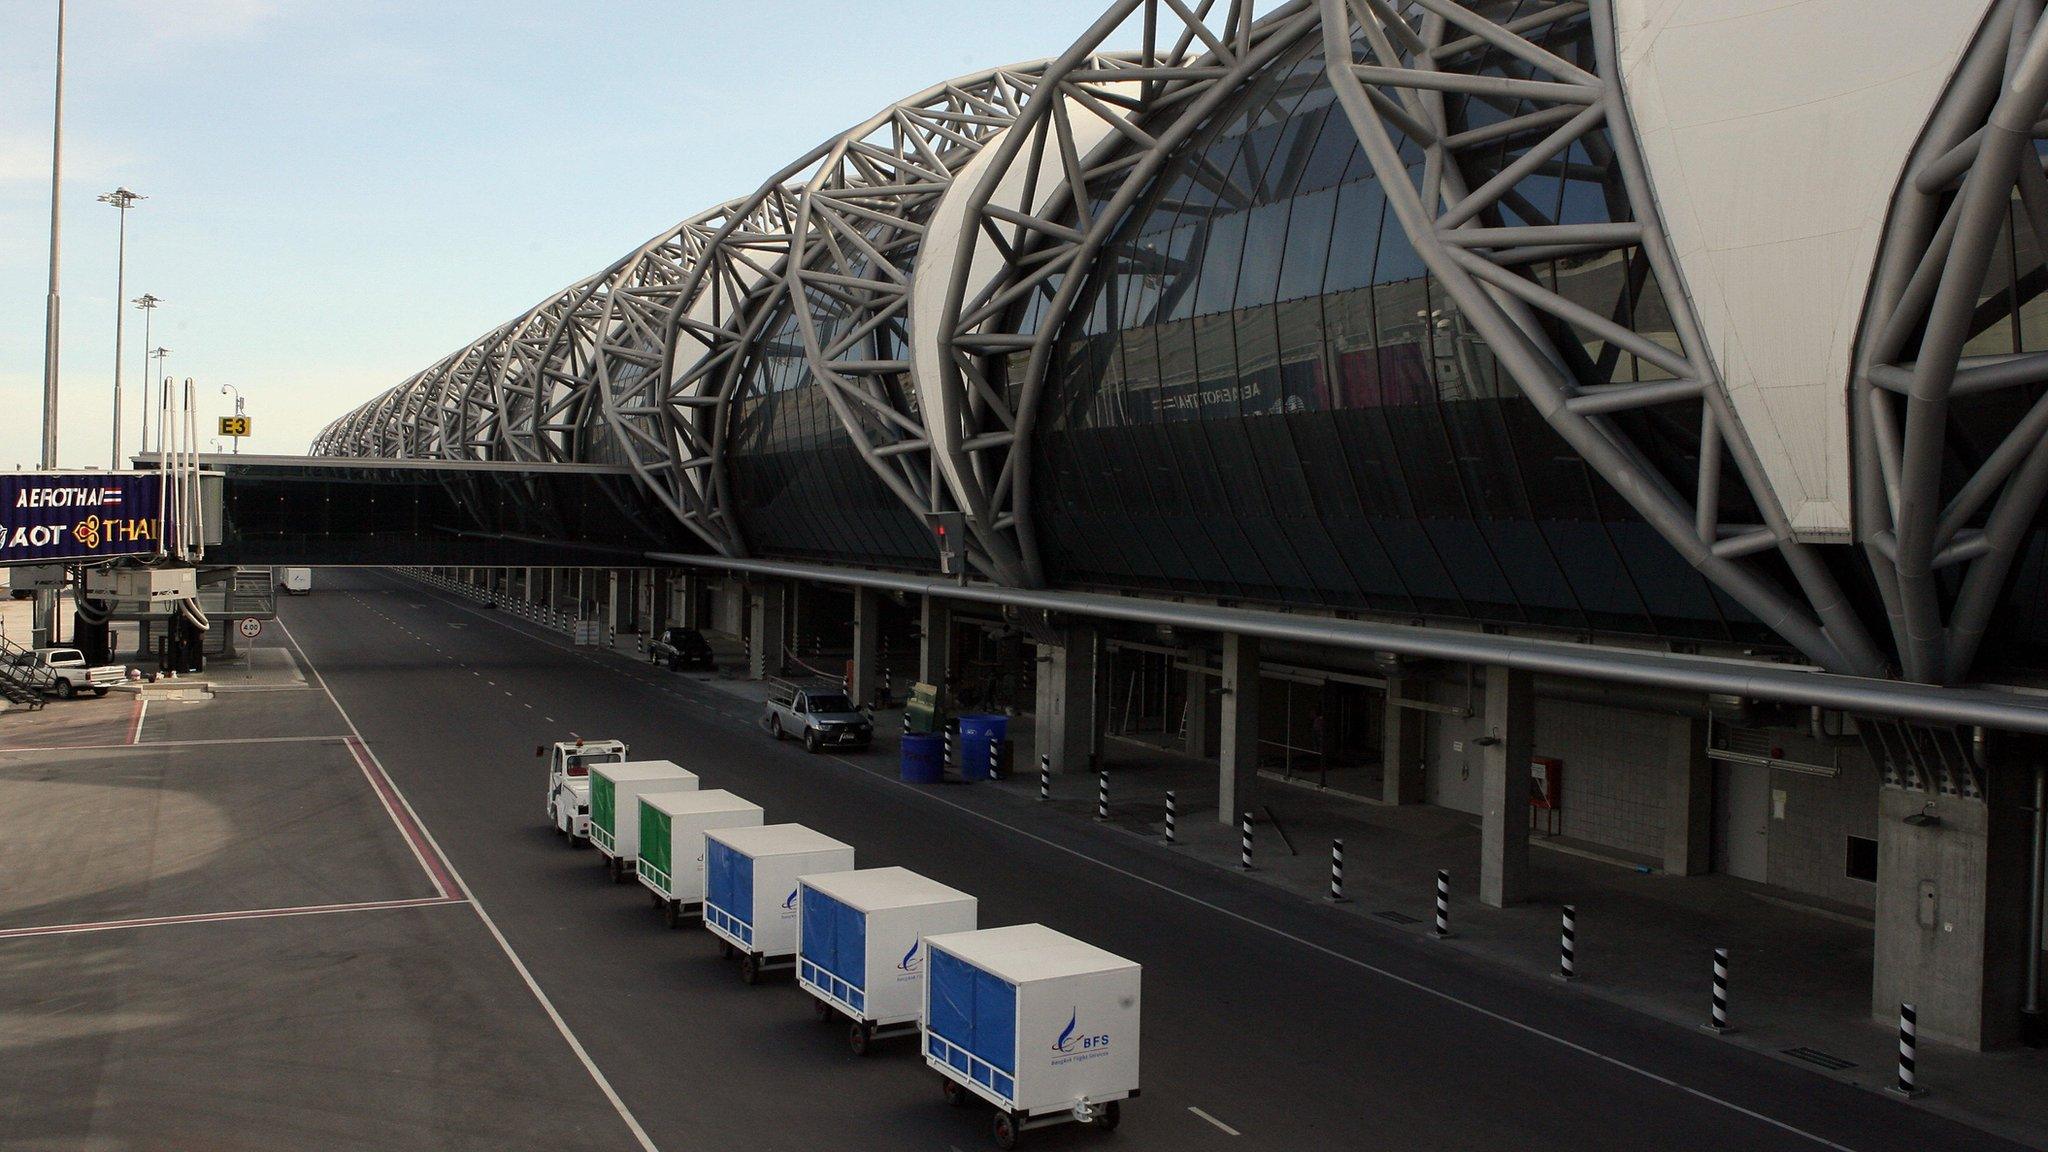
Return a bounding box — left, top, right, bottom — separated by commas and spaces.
314, 0, 2048, 685
1855, 0, 2048, 686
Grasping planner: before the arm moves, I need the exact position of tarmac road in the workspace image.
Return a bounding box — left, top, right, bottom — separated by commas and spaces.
279, 569, 2026, 1152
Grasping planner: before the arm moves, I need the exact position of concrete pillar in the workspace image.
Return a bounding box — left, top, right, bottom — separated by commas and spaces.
1663, 717, 1713, 876
680, 572, 703, 628
1218, 634, 1260, 825
1479, 664, 1533, 908
851, 587, 882, 706
1034, 622, 1098, 775
1382, 677, 1427, 805
1182, 650, 1211, 759
605, 571, 621, 636
747, 583, 786, 681
919, 595, 952, 702
1874, 771, 2031, 1050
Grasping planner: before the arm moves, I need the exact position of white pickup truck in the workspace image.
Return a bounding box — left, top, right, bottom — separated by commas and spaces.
22, 648, 128, 699
540, 738, 628, 845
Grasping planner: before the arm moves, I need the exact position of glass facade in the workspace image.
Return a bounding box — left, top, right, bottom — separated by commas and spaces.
1032, 17, 1776, 643
728, 285, 933, 569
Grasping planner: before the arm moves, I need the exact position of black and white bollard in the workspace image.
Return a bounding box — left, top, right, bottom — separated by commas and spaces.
1893, 1003, 1924, 1097
1240, 812, 1254, 870
989, 732, 1001, 779
1706, 948, 1731, 1033
901, 710, 910, 738
1095, 769, 1109, 821
1558, 905, 1577, 981
1038, 754, 1051, 802
1328, 839, 1347, 902
1164, 790, 1177, 844
881, 669, 893, 705
943, 728, 954, 776
1434, 870, 1452, 938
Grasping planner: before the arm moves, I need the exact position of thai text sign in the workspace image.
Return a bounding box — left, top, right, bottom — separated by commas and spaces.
0, 473, 167, 564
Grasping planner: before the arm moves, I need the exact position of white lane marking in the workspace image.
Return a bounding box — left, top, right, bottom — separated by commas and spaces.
0, 896, 464, 940
386, 573, 1857, 1150
130, 698, 148, 745
276, 615, 660, 1152
0, 734, 354, 755
1189, 1107, 1240, 1136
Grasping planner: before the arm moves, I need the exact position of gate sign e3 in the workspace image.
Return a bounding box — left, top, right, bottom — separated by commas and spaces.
0, 473, 167, 565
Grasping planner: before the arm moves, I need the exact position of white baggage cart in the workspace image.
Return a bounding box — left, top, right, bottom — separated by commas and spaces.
923, 924, 1141, 1148
588, 760, 698, 883
702, 823, 853, 984
636, 789, 764, 927
797, 866, 977, 1054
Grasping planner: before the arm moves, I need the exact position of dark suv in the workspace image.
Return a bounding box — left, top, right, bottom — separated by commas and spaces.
649, 626, 716, 672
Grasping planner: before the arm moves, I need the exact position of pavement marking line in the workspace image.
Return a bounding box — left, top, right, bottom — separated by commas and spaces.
1188, 1107, 1241, 1136
387, 572, 1861, 1150
0, 734, 356, 755
276, 614, 661, 1152
343, 735, 460, 900
0, 896, 466, 941
129, 695, 147, 744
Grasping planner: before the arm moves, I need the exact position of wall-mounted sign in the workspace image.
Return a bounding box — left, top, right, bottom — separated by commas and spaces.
0, 473, 168, 565
219, 415, 252, 438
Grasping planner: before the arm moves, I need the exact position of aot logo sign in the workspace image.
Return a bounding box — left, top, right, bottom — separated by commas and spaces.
0, 474, 166, 564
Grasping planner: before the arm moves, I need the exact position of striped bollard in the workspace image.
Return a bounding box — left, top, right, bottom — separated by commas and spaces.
1164, 790, 1177, 844
943, 728, 954, 776
881, 669, 893, 705
1095, 769, 1109, 821
1038, 754, 1050, 802
989, 732, 1001, 779
1434, 870, 1452, 938
1558, 905, 1577, 981
1240, 812, 1254, 870
1893, 1004, 1924, 1097
1706, 948, 1731, 1033
901, 710, 910, 738
1327, 839, 1347, 902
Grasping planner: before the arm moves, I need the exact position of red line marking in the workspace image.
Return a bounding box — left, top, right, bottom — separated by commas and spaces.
0, 896, 464, 941
345, 736, 460, 899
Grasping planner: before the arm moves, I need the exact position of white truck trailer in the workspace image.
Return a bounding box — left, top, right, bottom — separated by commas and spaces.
540, 738, 628, 846
923, 924, 1141, 1148
702, 823, 854, 985
798, 866, 977, 1055
589, 760, 698, 883
636, 789, 765, 928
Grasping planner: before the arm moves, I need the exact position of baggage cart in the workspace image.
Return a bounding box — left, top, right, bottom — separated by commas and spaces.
636, 789, 765, 927
797, 866, 977, 1054
702, 823, 853, 984
589, 760, 698, 883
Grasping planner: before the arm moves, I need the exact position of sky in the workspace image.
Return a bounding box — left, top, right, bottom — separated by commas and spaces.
0, 0, 1142, 469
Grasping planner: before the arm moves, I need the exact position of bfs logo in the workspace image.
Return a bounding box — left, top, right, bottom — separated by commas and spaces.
783, 888, 799, 911
897, 940, 922, 973
1053, 1009, 1110, 1054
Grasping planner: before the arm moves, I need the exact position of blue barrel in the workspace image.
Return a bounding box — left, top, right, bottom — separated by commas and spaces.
900, 733, 944, 784
957, 715, 1008, 781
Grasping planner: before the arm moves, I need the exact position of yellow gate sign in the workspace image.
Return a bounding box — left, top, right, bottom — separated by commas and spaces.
219, 415, 252, 437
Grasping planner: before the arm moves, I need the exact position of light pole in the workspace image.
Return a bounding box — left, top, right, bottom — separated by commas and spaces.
133, 295, 159, 459
35, 0, 67, 648
220, 382, 243, 454
100, 188, 145, 470
147, 347, 169, 453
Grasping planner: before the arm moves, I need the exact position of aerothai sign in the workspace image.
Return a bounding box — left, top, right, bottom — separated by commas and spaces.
0, 473, 167, 565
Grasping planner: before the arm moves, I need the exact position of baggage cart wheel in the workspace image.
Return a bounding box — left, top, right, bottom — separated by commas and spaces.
848, 1021, 874, 1057
942, 1078, 971, 1108
663, 900, 683, 929
1097, 1101, 1121, 1132
739, 953, 762, 985
93, 688, 108, 698
608, 857, 627, 884
813, 997, 834, 1023
992, 1111, 1022, 1150
721, 940, 735, 960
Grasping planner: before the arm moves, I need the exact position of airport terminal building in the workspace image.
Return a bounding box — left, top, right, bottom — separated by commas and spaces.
310, 1, 2048, 1050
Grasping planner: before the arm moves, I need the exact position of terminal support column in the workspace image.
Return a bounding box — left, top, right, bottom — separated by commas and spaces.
1480, 664, 1532, 908
851, 586, 881, 707
747, 582, 786, 681
1034, 621, 1098, 776
1218, 633, 1260, 825
1182, 648, 1211, 759
1663, 718, 1713, 876
919, 595, 952, 705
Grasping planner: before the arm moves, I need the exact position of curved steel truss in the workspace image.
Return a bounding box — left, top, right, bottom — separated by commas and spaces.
315, 0, 2048, 684
1856, 0, 2048, 685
